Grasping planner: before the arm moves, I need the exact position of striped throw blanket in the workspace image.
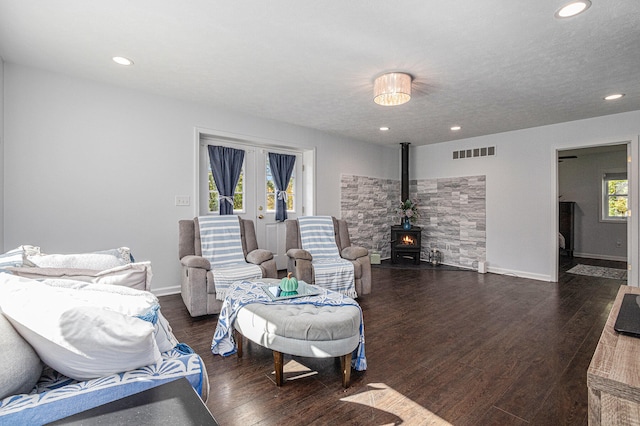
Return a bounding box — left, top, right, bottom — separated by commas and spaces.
211, 280, 366, 371
198, 215, 262, 300
298, 216, 356, 298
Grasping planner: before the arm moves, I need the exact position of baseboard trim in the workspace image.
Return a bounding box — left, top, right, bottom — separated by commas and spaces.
486, 266, 552, 282
574, 252, 627, 262
152, 285, 181, 297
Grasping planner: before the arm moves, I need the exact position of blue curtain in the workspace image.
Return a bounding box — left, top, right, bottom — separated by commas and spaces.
208, 145, 245, 215
268, 152, 296, 222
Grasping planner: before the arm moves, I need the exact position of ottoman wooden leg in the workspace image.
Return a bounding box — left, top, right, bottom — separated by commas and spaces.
273, 351, 284, 386
235, 330, 243, 358
340, 354, 351, 388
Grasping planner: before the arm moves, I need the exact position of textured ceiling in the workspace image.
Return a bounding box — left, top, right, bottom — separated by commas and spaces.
0, 1, 638, 146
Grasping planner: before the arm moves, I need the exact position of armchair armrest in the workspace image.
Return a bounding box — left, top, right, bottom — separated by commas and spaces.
246, 249, 273, 265
180, 255, 211, 270
286, 249, 312, 261
341, 246, 369, 261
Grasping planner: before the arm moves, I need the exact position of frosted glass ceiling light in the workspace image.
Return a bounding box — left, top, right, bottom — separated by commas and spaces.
373, 72, 412, 106
604, 93, 625, 101
112, 56, 134, 66
555, 1, 591, 18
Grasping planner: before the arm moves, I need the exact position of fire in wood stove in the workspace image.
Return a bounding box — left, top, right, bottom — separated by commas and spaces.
390, 226, 422, 264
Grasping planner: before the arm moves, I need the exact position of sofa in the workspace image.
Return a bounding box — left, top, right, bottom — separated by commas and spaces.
178, 217, 278, 316
0, 246, 209, 424
285, 217, 372, 296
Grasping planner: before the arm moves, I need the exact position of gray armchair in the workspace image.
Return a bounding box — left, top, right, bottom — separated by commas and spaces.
285, 217, 371, 296
178, 217, 277, 316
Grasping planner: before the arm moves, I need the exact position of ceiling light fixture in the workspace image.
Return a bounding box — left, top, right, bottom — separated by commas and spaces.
555, 0, 591, 18
604, 93, 625, 101
380, 127, 390, 131
112, 56, 134, 66
451, 126, 461, 131
373, 72, 412, 106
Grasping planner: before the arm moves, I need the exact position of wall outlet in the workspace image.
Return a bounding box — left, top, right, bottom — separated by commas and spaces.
617, 240, 622, 247
175, 196, 190, 206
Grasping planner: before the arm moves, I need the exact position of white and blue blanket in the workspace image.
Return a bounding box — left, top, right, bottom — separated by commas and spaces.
198, 215, 262, 300
298, 216, 356, 298
211, 280, 366, 371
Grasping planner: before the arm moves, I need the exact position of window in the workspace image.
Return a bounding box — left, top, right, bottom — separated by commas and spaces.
602, 171, 628, 221
208, 164, 245, 213
266, 158, 295, 212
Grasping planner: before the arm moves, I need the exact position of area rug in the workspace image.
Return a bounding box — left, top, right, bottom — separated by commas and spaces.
567, 264, 627, 280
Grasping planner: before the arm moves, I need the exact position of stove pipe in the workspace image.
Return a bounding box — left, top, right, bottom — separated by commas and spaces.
401, 142, 410, 202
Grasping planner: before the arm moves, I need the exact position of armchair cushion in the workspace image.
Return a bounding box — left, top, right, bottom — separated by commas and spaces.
341, 246, 368, 260
246, 249, 273, 265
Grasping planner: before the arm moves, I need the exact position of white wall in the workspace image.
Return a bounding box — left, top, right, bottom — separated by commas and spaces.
559, 148, 627, 261
3, 63, 398, 294
412, 111, 640, 281
0, 58, 4, 251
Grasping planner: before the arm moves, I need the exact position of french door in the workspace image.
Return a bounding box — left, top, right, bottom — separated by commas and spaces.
199, 139, 302, 270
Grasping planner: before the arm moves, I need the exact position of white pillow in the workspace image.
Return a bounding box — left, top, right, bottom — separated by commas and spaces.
27, 247, 131, 270
0, 274, 162, 381
0, 245, 41, 269
8, 261, 153, 291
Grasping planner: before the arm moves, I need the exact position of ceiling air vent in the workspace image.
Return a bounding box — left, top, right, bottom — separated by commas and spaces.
453, 146, 496, 160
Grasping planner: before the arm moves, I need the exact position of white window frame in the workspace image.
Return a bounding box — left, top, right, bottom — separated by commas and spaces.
601, 168, 628, 223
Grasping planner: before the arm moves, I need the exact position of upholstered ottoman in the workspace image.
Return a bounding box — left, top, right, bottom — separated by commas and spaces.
233, 302, 361, 387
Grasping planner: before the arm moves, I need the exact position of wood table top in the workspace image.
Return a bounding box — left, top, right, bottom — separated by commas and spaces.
588, 284, 640, 402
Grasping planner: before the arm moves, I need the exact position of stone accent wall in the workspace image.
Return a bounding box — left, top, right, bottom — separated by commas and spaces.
414, 175, 486, 267
341, 174, 486, 268
340, 175, 399, 259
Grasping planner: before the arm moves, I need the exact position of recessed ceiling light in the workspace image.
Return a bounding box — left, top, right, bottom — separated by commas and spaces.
379, 127, 390, 131
451, 126, 461, 131
555, 1, 591, 19
112, 56, 134, 66
604, 93, 625, 101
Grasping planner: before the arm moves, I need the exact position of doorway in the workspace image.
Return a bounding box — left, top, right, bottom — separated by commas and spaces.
196, 130, 314, 270
557, 144, 629, 278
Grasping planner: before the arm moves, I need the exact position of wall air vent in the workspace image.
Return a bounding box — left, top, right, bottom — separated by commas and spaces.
453, 146, 496, 160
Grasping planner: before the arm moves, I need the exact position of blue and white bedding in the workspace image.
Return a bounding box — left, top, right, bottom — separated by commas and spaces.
0, 347, 207, 425
199, 215, 262, 300
298, 216, 357, 298
211, 280, 366, 371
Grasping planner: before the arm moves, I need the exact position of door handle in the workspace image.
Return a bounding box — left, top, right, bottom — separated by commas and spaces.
258, 214, 264, 219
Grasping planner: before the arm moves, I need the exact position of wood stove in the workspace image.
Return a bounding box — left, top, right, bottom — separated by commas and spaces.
390, 226, 422, 264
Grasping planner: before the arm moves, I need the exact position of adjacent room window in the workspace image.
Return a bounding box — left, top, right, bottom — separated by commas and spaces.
208, 165, 245, 213
266, 157, 295, 213
602, 171, 628, 221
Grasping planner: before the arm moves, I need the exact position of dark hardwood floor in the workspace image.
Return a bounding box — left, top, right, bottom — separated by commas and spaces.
160, 257, 626, 425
